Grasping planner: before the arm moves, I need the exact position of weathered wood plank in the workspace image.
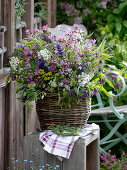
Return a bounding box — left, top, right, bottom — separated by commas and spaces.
3, 0, 15, 55
0, 68, 10, 87
15, 92, 24, 161
86, 139, 100, 170
25, 101, 40, 135
7, 82, 24, 166
0, 87, 5, 169
0, 0, 1, 24
48, 0, 56, 28
4, 83, 10, 168
23, 0, 34, 32
8, 81, 17, 162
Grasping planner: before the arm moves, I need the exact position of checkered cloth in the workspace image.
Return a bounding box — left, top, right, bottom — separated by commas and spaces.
39, 123, 99, 159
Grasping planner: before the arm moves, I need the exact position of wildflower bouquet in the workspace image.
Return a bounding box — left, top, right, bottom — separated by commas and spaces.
8, 24, 112, 109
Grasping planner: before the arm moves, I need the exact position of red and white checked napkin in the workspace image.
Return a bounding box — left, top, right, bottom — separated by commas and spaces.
39, 123, 99, 159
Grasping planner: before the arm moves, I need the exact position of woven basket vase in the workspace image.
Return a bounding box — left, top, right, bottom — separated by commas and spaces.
36, 94, 91, 130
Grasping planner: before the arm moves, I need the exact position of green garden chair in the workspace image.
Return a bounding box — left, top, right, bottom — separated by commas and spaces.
89, 71, 127, 151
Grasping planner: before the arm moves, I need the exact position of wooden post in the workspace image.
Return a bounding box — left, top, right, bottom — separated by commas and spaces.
3, 0, 15, 55
23, 0, 34, 32
48, 0, 56, 28
0, 88, 5, 169
0, 0, 1, 24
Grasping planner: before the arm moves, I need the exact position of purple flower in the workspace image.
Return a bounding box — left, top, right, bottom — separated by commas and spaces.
74, 17, 83, 24
92, 90, 98, 95
82, 91, 88, 98
99, 79, 105, 84
38, 59, 48, 72
67, 68, 72, 72
18, 68, 23, 72
79, 83, 83, 87
26, 57, 30, 62
63, 78, 69, 83
49, 65, 56, 72
108, 165, 114, 169
111, 155, 116, 161
65, 85, 69, 89
58, 82, 63, 86
115, 82, 121, 87
111, 75, 117, 79
76, 2, 83, 8
69, 91, 76, 96
101, 156, 108, 162
34, 69, 40, 76
26, 63, 31, 69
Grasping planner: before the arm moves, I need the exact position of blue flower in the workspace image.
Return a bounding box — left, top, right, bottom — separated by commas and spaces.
15, 160, 19, 163
23, 160, 28, 162
56, 165, 60, 168
58, 82, 63, 86
82, 91, 88, 98
38, 59, 48, 72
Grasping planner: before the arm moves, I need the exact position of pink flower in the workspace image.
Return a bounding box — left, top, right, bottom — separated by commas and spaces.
56, 36, 64, 41
89, 39, 96, 45
25, 29, 30, 34
101, 156, 108, 162
24, 47, 29, 51
73, 24, 80, 30
42, 25, 48, 31
33, 29, 38, 33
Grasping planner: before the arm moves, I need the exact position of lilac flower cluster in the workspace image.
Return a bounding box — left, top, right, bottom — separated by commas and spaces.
100, 150, 127, 169
9, 25, 112, 108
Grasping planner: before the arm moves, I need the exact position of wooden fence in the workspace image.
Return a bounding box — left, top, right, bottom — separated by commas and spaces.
0, 0, 56, 168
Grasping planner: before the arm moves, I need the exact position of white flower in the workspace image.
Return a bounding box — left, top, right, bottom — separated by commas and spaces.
78, 73, 93, 86
49, 80, 57, 87
41, 93, 46, 99
9, 57, 19, 70
38, 49, 51, 60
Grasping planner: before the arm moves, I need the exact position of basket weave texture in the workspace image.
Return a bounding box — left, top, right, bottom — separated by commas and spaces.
36, 94, 91, 129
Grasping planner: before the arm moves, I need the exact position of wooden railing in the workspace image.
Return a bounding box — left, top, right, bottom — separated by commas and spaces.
34, 17, 43, 30
0, 26, 7, 69
15, 20, 26, 46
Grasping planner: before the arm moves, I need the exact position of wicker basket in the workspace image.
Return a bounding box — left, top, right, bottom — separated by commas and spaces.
36, 94, 91, 129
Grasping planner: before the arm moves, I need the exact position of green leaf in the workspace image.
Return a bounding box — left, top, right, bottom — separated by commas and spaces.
116, 23, 122, 32
105, 78, 114, 88
123, 20, 127, 28
107, 64, 118, 70
99, 86, 113, 98
5, 74, 11, 85
113, 8, 121, 14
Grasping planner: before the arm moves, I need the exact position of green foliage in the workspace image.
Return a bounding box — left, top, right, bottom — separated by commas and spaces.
48, 125, 81, 136
34, 0, 48, 21
15, 0, 25, 20
57, 0, 127, 40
